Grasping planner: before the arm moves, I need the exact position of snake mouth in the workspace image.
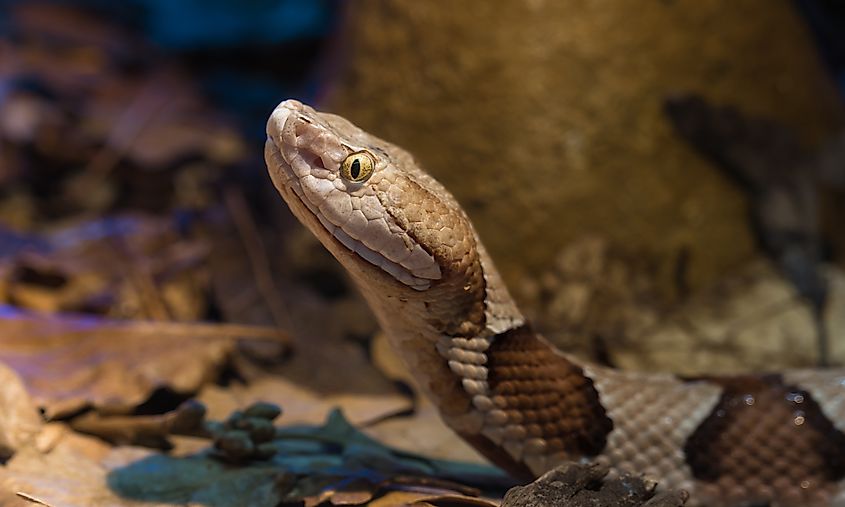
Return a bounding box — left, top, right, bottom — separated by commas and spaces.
265, 100, 440, 291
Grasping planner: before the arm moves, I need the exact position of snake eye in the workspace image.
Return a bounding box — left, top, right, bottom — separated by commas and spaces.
340, 151, 375, 183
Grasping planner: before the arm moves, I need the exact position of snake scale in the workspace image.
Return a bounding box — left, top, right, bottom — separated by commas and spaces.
264, 99, 845, 507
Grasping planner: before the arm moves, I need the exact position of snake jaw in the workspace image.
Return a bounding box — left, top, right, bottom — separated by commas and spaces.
265, 100, 441, 291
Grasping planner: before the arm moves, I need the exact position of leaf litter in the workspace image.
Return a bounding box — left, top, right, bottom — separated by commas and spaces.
0, 3, 517, 506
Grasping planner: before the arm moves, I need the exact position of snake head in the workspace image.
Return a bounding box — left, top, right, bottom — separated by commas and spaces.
266, 100, 481, 294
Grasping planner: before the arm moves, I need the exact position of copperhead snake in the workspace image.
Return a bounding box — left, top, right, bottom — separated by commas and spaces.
264, 99, 845, 507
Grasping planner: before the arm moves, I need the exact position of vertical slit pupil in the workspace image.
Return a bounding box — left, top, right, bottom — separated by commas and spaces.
351, 159, 361, 179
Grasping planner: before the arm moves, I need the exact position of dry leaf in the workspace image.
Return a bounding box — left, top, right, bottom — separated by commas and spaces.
199, 375, 411, 428
0, 308, 240, 418
368, 491, 440, 507
0, 431, 170, 507
0, 214, 211, 321
8, 214, 212, 320
308, 477, 377, 507
0, 429, 289, 507
369, 491, 500, 507
412, 495, 501, 507
0, 363, 42, 459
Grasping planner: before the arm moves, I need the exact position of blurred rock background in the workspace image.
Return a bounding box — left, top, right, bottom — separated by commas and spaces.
327, 1, 842, 293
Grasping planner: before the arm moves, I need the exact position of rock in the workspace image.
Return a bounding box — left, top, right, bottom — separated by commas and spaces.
326, 0, 843, 298
501, 461, 688, 507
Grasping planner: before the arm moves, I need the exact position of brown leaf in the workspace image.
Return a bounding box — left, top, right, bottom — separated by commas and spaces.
0, 431, 168, 507
413, 495, 501, 507
199, 374, 411, 428
368, 491, 436, 507
0, 309, 247, 418
299, 474, 494, 507
1, 214, 212, 321
325, 478, 378, 506
0, 429, 291, 507
369, 491, 500, 507
0, 363, 42, 459
332, 489, 376, 506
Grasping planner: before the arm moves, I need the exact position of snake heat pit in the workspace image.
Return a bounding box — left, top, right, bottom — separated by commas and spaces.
264, 99, 845, 507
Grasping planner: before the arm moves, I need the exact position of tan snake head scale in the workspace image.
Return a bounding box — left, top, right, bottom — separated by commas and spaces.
266, 99, 491, 340
266, 99, 441, 291
266, 99, 845, 507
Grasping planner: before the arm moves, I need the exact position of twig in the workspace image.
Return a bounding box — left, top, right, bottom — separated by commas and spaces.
70, 399, 211, 445
223, 186, 293, 331
124, 320, 291, 344
108, 236, 171, 321
15, 492, 55, 506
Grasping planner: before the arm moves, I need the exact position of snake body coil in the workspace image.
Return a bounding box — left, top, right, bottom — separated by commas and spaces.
265, 99, 845, 507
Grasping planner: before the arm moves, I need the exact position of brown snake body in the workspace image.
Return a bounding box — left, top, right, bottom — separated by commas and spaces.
264, 100, 845, 507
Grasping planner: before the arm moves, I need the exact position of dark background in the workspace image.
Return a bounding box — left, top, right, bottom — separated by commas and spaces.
3, 0, 843, 137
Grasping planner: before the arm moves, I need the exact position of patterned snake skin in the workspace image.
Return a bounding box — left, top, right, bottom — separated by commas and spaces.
264, 100, 845, 507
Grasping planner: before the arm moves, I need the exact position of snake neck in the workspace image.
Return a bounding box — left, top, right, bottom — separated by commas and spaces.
349, 231, 615, 478
349, 231, 527, 420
